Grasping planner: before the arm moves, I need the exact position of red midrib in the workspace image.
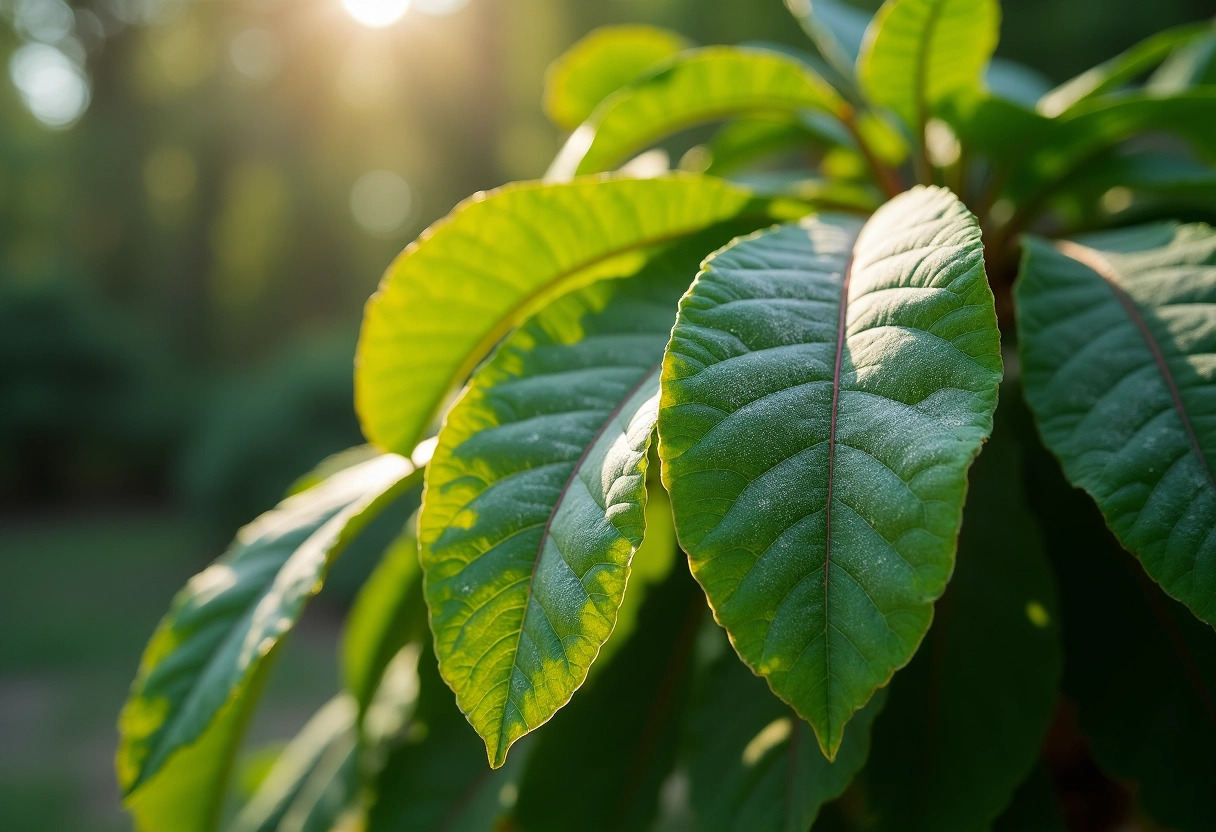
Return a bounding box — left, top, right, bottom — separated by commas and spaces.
823, 245, 858, 742
1057, 240, 1216, 493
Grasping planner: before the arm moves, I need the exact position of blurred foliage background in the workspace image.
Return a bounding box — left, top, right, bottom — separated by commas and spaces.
0, 0, 1211, 828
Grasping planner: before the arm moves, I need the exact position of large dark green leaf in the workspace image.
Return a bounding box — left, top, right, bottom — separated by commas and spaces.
231, 696, 359, 832
859, 402, 1062, 831
1021, 419, 1216, 832
419, 229, 742, 767
512, 566, 702, 832
356, 175, 793, 454
1039, 22, 1212, 117
544, 25, 691, 130
658, 186, 1002, 758
546, 48, 847, 181
1016, 224, 1216, 626
856, 0, 1000, 135
367, 644, 531, 832
685, 646, 885, 832
116, 453, 420, 832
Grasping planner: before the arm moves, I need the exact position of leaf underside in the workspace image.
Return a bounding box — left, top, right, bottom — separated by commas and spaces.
659, 185, 1002, 758
1017, 224, 1216, 626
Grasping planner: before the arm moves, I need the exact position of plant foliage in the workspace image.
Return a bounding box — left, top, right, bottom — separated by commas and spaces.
120, 1, 1216, 830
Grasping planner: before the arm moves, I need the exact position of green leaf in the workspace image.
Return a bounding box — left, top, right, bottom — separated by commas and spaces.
857, 0, 1000, 134
786, 0, 872, 86
231, 696, 359, 832
658, 185, 1002, 759
419, 228, 742, 768
938, 93, 1054, 165
546, 47, 848, 181
356, 174, 794, 455
1039, 22, 1212, 117
512, 566, 703, 832
544, 25, 692, 130
859, 402, 1062, 831
685, 646, 885, 832
116, 454, 419, 832
1004, 92, 1216, 204
366, 644, 531, 832
342, 526, 427, 719
992, 764, 1065, 832
590, 477, 679, 673
1061, 151, 1216, 203
1016, 224, 1216, 626
1149, 30, 1216, 93
1022, 426, 1216, 832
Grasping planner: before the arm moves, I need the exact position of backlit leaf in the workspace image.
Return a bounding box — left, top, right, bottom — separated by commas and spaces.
420, 230, 738, 767
356, 175, 791, 454
659, 185, 1002, 758
117, 454, 420, 832
546, 48, 847, 181
857, 0, 999, 134
544, 25, 692, 130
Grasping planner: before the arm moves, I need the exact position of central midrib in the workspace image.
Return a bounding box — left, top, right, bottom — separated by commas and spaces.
1056, 240, 1216, 493
823, 241, 859, 746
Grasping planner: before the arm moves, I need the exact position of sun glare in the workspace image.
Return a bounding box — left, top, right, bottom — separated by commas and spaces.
343, 0, 411, 28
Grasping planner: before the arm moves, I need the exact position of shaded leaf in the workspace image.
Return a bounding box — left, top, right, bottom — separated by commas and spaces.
420, 229, 744, 767
366, 644, 530, 832
658, 186, 1002, 758
232, 696, 359, 832
992, 764, 1066, 832
544, 25, 692, 130
860, 401, 1062, 831
1020, 417, 1216, 832
1016, 224, 1216, 626
857, 0, 999, 134
685, 646, 885, 832
356, 174, 793, 454
547, 47, 847, 181
342, 527, 427, 719
512, 566, 702, 832
117, 453, 420, 832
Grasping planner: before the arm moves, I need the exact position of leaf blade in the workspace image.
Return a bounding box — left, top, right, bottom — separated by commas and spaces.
546, 47, 847, 181
544, 25, 691, 130
1016, 224, 1216, 626
659, 185, 1002, 758
419, 232, 735, 767
857, 0, 1000, 133
355, 174, 785, 454
117, 453, 419, 832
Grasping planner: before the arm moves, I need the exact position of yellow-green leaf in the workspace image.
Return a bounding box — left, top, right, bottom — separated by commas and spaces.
356, 174, 791, 454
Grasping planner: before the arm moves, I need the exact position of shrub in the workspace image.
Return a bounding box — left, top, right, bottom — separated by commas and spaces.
119, 2, 1216, 830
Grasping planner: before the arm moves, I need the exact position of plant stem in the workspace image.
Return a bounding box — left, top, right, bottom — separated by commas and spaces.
841, 109, 904, 198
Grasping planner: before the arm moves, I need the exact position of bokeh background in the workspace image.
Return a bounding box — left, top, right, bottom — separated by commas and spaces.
0, 0, 1211, 828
